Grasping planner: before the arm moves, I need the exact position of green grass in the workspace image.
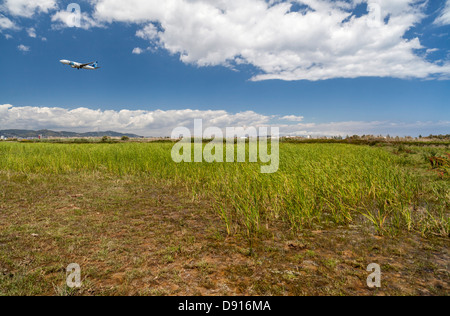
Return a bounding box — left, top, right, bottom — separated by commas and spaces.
0, 142, 448, 296
0, 142, 448, 238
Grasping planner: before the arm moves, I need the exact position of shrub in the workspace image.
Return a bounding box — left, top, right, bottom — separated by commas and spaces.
101, 136, 111, 143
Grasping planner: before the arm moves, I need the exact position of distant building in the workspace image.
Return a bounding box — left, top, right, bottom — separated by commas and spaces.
0, 136, 4, 140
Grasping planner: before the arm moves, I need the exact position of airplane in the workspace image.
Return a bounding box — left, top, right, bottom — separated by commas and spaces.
60, 59, 101, 70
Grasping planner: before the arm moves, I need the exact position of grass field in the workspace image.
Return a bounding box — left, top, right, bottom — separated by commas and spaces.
0, 141, 448, 295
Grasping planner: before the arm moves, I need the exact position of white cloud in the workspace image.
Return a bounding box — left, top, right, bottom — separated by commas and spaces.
2, 1, 101, 30
92, 0, 450, 81
2, 0, 448, 81
0, 14, 17, 30
0, 104, 448, 137
435, 0, 450, 25
0, 104, 271, 136
132, 47, 154, 54
281, 115, 304, 122
136, 24, 159, 41
1, 0, 57, 18
27, 27, 36, 38
17, 44, 30, 52
132, 47, 144, 55
4, 34, 13, 39
51, 10, 101, 30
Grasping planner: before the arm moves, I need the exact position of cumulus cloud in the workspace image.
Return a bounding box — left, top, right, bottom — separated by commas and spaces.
26, 27, 36, 38
132, 47, 144, 55
132, 47, 155, 54
136, 23, 159, 41
0, 104, 448, 137
92, 0, 450, 81
435, 0, 450, 25
17, 44, 30, 51
0, 14, 17, 30
0, 104, 271, 136
51, 10, 101, 30
1, 0, 100, 30
1, 0, 57, 18
2, 0, 448, 81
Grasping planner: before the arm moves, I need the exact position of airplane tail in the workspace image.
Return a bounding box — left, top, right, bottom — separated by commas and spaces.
92, 61, 99, 69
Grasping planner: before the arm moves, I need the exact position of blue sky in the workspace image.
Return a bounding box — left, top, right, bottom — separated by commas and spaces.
0, 0, 449, 136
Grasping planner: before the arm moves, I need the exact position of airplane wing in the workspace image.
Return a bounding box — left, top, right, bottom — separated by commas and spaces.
80, 62, 96, 68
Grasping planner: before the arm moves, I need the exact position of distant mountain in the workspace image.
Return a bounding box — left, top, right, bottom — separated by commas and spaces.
0, 129, 143, 139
